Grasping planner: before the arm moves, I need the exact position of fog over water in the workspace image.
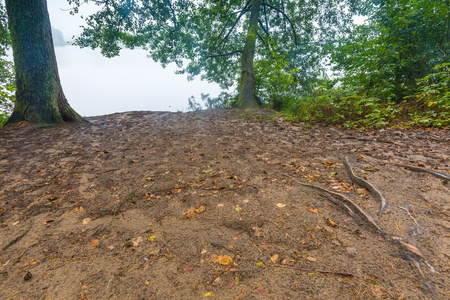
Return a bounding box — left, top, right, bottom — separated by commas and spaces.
47, 1, 221, 116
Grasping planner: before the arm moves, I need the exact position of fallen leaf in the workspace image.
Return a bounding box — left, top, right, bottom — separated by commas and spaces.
144, 280, 150, 285
306, 256, 317, 262
184, 265, 193, 272
170, 188, 182, 194
256, 262, 265, 267
226, 278, 235, 289
202, 168, 213, 174
82, 218, 92, 225
0, 195, 7, 200
185, 207, 195, 219
276, 203, 286, 208
201, 249, 208, 254
91, 239, 100, 248
131, 236, 144, 247
308, 207, 319, 214
148, 234, 157, 242
204, 292, 212, 297
145, 177, 153, 181
401, 242, 426, 260
326, 218, 338, 227
148, 249, 160, 256
218, 255, 233, 265
270, 254, 279, 264
234, 205, 243, 212
346, 247, 357, 255
195, 205, 206, 213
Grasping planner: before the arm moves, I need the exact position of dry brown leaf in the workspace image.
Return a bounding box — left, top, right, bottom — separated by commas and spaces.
401, 242, 426, 260
270, 254, 279, 264
306, 256, 317, 262
308, 207, 319, 214
91, 239, 100, 248
326, 218, 337, 227
131, 236, 144, 247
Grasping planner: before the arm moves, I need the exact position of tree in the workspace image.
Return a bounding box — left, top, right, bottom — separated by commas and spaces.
4, 0, 85, 124
0, 1, 14, 125
74, 0, 367, 109
330, 0, 450, 102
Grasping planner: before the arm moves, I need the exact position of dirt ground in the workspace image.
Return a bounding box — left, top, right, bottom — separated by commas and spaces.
0, 109, 449, 300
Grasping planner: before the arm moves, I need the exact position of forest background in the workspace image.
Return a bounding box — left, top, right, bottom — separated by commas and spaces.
0, 0, 449, 128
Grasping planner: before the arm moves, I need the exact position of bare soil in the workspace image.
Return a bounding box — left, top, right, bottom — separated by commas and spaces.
0, 109, 449, 300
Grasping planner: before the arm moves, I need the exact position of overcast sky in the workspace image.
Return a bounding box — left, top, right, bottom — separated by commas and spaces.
45, 0, 221, 116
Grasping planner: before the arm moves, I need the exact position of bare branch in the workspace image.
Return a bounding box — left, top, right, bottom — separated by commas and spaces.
165, 0, 178, 29
258, 20, 269, 37
207, 50, 243, 59
262, 2, 298, 45
221, 6, 251, 45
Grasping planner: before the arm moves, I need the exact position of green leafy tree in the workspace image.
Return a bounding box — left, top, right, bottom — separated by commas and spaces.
331, 0, 450, 102
75, 0, 367, 108
0, 1, 14, 125
4, 0, 85, 124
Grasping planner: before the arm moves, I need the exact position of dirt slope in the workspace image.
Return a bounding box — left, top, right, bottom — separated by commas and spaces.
0, 109, 449, 299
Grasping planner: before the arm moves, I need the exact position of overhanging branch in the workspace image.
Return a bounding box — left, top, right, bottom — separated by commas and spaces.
207, 50, 243, 59
262, 2, 298, 45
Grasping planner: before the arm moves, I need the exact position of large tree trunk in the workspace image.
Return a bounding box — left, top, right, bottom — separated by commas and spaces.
5, 0, 85, 124
238, 0, 261, 108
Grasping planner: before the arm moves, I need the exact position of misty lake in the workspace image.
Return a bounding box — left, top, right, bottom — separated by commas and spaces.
54, 45, 221, 117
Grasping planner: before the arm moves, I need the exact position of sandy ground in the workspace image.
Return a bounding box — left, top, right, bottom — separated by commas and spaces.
0, 109, 449, 299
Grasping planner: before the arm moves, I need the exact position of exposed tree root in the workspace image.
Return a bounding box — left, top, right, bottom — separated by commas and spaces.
344, 156, 389, 214
2, 218, 34, 251
396, 163, 450, 181
283, 173, 386, 237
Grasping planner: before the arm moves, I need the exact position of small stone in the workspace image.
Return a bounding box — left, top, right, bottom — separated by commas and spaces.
24, 271, 32, 281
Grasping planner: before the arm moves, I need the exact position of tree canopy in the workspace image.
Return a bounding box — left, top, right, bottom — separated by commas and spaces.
0, 0, 448, 127
73, 0, 369, 108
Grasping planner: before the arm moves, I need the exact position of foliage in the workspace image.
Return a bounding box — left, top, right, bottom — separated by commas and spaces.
404, 63, 450, 127
330, 0, 450, 103
0, 1, 14, 126
74, 0, 368, 106
285, 66, 450, 128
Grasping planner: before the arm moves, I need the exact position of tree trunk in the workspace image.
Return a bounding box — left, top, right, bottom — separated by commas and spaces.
238, 0, 261, 108
5, 0, 85, 124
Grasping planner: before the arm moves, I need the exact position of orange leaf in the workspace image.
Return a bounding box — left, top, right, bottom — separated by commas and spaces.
401, 242, 426, 260
270, 254, 279, 264
91, 239, 100, 248
218, 255, 233, 265
308, 207, 319, 214
326, 218, 337, 227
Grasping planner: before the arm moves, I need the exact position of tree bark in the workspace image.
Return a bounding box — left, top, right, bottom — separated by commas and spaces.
5, 0, 85, 124
238, 0, 261, 108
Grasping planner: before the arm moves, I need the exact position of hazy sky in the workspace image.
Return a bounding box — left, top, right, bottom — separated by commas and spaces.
46, 0, 221, 116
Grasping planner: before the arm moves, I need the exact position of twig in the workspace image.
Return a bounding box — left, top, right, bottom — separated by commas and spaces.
283, 173, 386, 237
273, 264, 354, 277
2, 218, 35, 251
398, 204, 424, 235
396, 163, 450, 181
344, 156, 389, 214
